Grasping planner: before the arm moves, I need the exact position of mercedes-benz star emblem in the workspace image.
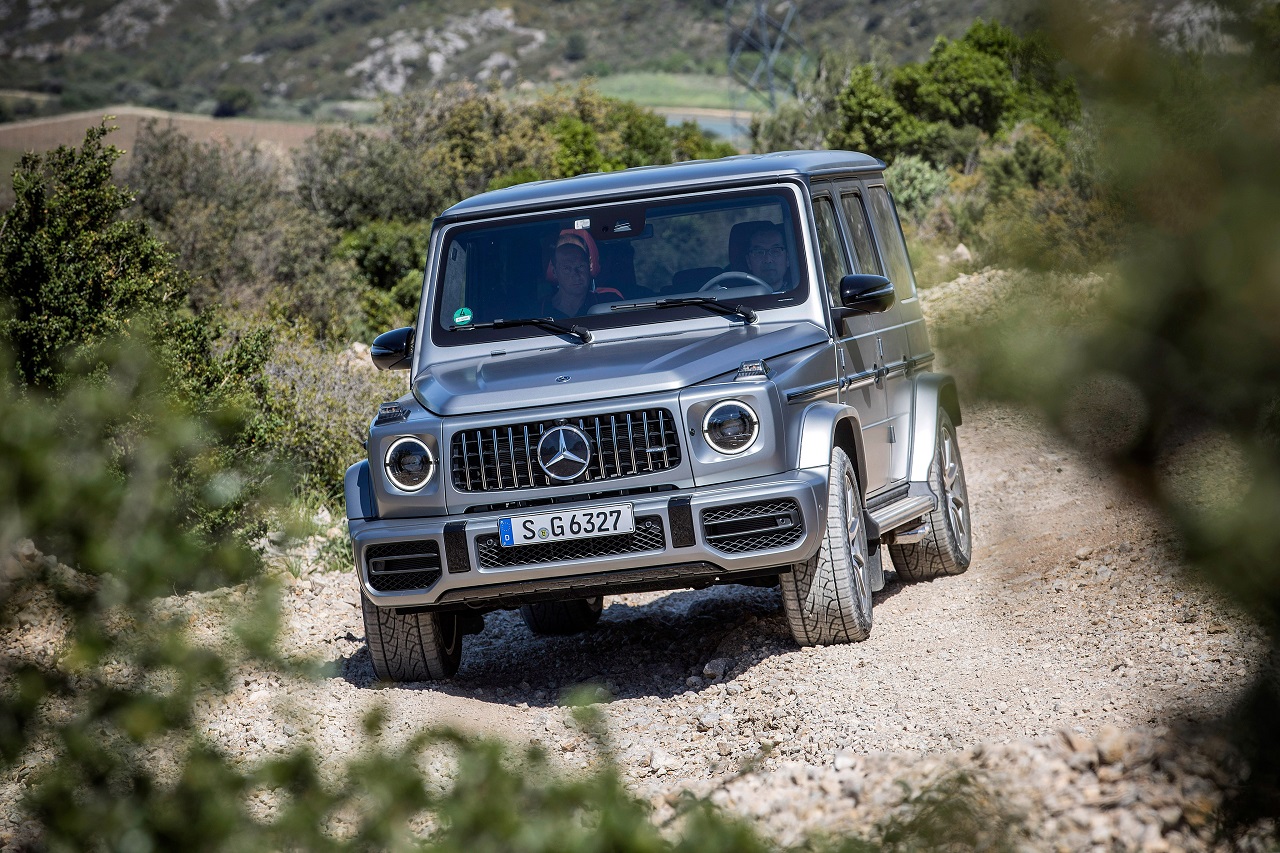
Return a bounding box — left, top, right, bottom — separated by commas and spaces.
537, 425, 591, 481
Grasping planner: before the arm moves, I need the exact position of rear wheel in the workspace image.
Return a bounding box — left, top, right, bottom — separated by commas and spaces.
361, 593, 462, 681
780, 446, 873, 646
520, 596, 604, 636
889, 410, 972, 581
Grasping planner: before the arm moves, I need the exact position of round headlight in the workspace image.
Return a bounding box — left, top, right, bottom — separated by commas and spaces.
702, 400, 759, 455
384, 437, 434, 491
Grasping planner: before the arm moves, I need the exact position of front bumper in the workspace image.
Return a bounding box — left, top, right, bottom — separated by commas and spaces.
350, 468, 828, 609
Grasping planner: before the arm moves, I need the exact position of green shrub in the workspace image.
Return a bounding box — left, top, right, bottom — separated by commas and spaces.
885, 155, 951, 221
127, 121, 366, 340
826, 20, 1079, 169
255, 325, 405, 497
334, 220, 430, 332
564, 31, 588, 62
212, 84, 257, 117
337, 220, 432, 293
297, 83, 735, 232
829, 65, 928, 164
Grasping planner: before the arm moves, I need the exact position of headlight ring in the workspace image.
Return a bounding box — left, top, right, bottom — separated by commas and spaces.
702, 400, 759, 455
384, 436, 435, 491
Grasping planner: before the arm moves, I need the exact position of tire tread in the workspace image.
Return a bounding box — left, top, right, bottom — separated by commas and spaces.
361, 593, 461, 681
779, 447, 873, 646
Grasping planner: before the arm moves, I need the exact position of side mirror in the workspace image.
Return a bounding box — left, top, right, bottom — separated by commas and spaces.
371, 327, 414, 371
837, 274, 896, 316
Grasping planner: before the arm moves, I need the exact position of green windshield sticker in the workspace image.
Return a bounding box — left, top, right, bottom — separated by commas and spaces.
453, 307, 473, 326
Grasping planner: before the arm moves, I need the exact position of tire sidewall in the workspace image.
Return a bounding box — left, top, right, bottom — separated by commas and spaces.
831, 448, 873, 631
935, 411, 972, 567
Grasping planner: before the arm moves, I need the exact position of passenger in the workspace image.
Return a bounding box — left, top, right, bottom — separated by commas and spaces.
542, 229, 622, 319
745, 223, 791, 291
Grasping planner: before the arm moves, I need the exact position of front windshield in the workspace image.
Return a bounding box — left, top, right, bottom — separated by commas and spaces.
431, 188, 806, 346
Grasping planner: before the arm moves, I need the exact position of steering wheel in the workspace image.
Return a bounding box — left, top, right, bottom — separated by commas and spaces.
699, 270, 771, 291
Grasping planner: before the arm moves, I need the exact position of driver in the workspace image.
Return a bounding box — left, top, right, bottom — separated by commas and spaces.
745, 223, 791, 291
542, 229, 622, 319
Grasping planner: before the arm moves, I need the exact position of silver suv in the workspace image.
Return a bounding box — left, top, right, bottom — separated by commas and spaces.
347, 151, 972, 682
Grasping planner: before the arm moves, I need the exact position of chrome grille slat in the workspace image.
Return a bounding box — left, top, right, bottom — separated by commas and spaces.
523, 426, 535, 486
450, 408, 681, 493
506, 427, 518, 488
610, 415, 621, 475
491, 429, 503, 489
462, 434, 473, 490
625, 412, 638, 473
659, 411, 670, 466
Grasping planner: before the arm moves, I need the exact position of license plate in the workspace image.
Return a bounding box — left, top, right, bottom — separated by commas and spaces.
498, 503, 635, 547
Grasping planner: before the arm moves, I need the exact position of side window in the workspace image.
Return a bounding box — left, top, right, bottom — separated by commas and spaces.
865, 186, 917, 299
811, 196, 850, 304
839, 191, 882, 276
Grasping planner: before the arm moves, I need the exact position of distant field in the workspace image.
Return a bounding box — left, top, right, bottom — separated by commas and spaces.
0, 106, 329, 164
591, 73, 736, 110
0, 106, 338, 208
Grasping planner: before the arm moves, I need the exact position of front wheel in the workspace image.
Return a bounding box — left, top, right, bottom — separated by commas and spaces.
361, 593, 462, 681
888, 409, 972, 582
780, 446, 873, 646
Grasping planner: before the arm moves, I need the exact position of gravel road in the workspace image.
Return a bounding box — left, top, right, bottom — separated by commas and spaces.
189, 399, 1268, 850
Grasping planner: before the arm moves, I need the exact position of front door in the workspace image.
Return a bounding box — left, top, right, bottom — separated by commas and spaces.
811, 185, 891, 494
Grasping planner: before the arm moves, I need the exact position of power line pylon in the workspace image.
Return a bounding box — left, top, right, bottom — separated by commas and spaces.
726, 0, 809, 112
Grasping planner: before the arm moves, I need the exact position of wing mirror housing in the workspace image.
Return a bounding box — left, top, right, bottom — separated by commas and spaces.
835, 274, 896, 320
371, 327, 415, 371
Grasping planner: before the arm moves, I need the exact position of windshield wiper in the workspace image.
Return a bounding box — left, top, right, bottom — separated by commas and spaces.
450, 316, 592, 344
607, 296, 757, 324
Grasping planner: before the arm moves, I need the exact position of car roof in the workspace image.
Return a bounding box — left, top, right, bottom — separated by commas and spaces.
438, 150, 884, 222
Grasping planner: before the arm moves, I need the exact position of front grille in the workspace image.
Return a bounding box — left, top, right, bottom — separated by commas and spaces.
451, 409, 681, 492
476, 516, 666, 569
365, 540, 443, 592
702, 500, 805, 554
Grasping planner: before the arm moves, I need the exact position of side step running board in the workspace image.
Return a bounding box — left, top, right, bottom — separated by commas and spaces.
869, 494, 935, 537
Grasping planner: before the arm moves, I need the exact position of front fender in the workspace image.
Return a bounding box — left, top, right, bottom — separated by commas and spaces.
907, 373, 961, 483
345, 460, 376, 521
798, 401, 867, 494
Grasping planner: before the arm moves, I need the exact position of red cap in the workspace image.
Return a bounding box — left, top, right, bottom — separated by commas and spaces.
546, 228, 600, 280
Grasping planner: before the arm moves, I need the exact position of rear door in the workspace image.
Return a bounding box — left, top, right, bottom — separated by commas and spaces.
862, 183, 928, 484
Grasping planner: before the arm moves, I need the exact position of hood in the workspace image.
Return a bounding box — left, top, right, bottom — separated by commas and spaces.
414, 321, 829, 417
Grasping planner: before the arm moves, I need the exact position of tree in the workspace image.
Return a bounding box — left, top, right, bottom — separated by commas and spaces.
825, 20, 1080, 167
212, 84, 256, 117
0, 122, 187, 390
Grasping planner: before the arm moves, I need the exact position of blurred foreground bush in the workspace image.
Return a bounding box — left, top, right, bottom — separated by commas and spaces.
937, 0, 1280, 830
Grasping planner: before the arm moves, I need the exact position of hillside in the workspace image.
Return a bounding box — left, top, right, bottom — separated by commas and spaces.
0, 0, 1017, 118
